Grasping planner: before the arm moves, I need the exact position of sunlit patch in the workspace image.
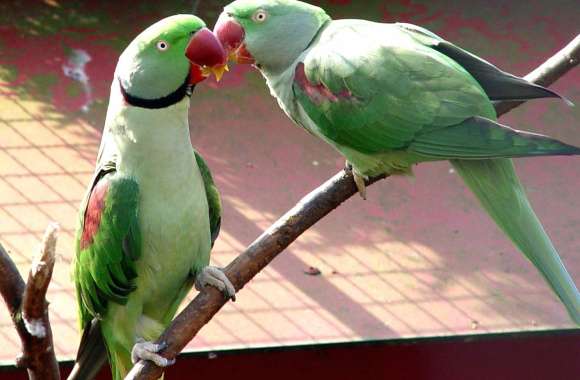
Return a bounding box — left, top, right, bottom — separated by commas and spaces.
225, 195, 277, 229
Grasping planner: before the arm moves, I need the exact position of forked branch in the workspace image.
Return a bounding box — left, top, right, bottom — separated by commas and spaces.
0, 224, 60, 380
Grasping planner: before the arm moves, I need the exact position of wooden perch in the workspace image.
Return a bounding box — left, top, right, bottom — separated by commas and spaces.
0, 224, 60, 380
127, 34, 580, 380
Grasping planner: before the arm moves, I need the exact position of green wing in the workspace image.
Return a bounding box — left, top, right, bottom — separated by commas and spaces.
194, 150, 222, 247
396, 23, 563, 102
293, 20, 495, 155
292, 20, 575, 159
74, 162, 141, 327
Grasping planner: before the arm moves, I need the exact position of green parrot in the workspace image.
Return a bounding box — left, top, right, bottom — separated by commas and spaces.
69, 15, 233, 380
199, 0, 580, 323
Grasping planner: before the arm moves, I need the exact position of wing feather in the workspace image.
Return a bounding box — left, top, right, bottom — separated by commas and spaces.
396, 22, 565, 102
293, 20, 494, 155
194, 150, 222, 247
291, 20, 576, 162
74, 162, 140, 326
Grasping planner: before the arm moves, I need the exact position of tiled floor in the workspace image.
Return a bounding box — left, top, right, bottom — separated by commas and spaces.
1, 0, 579, 365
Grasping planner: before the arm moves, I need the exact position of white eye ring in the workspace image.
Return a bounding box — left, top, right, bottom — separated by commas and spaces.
156, 40, 169, 51
252, 9, 267, 23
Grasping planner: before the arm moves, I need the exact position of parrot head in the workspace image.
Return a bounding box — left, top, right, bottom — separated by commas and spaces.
116, 14, 227, 101
201, 0, 330, 73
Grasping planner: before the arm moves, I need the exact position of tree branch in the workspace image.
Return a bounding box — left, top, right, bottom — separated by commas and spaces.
0, 224, 60, 380
0, 240, 26, 321
127, 34, 580, 379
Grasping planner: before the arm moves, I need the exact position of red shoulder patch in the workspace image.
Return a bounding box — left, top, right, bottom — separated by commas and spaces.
80, 178, 109, 250
294, 62, 355, 104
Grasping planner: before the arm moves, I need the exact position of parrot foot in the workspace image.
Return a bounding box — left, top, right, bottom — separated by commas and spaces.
345, 161, 368, 199
195, 266, 236, 301
131, 340, 175, 367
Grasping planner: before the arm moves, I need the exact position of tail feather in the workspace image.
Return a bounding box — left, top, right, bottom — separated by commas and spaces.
451, 158, 580, 324
67, 319, 107, 380
410, 116, 580, 160
432, 40, 572, 104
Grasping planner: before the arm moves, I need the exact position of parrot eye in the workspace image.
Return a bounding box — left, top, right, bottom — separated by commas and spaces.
156, 40, 169, 51
252, 9, 268, 23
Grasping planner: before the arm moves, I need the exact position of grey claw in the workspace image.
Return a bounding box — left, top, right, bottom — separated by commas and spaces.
195, 266, 237, 301
131, 340, 175, 367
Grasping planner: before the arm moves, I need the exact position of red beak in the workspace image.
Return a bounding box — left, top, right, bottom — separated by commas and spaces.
185, 28, 228, 83
214, 13, 255, 64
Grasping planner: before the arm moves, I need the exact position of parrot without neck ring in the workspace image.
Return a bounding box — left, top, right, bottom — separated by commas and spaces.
189, 0, 580, 323
70, 15, 232, 380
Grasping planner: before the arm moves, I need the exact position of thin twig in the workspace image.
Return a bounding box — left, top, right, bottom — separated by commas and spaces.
127, 35, 580, 380
0, 224, 60, 380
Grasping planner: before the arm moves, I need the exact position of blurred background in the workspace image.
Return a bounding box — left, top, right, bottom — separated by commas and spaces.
0, 0, 578, 363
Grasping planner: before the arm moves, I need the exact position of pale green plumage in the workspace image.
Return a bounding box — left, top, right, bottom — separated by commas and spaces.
71, 15, 222, 380
222, 0, 580, 323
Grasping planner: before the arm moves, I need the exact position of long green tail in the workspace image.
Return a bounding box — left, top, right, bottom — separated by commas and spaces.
451, 158, 580, 324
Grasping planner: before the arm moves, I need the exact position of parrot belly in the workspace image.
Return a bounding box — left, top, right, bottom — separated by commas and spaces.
134, 160, 210, 322
100, 101, 211, 375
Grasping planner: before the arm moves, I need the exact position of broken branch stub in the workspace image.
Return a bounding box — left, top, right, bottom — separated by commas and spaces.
0, 223, 61, 380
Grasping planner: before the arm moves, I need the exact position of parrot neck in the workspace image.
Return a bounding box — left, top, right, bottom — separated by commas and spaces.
118, 74, 193, 109
257, 19, 330, 77
103, 85, 196, 182
262, 63, 298, 113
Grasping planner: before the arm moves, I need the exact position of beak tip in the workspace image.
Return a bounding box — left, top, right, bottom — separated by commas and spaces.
203, 64, 228, 82
186, 27, 227, 68
214, 16, 245, 53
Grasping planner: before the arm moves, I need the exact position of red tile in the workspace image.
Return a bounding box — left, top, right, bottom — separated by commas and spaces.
37, 202, 78, 231
0, 208, 23, 233
0, 177, 27, 204
41, 147, 95, 172
9, 119, 64, 146
9, 147, 67, 174
246, 311, 309, 342
0, 97, 33, 121
0, 150, 26, 175
4, 204, 52, 232
0, 122, 28, 147
214, 312, 273, 345
40, 174, 86, 202
5, 176, 62, 202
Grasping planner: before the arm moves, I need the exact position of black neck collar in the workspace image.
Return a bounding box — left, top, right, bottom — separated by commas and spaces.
119, 74, 193, 109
